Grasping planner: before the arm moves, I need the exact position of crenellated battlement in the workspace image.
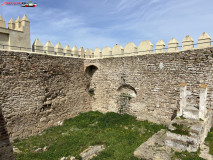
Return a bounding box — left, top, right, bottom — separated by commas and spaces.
0, 15, 30, 51
30, 32, 212, 59
0, 15, 212, 59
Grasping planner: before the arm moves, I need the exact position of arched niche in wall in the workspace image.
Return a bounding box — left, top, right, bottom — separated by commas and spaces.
85, 65, 98, 77
117, 84, 137, 97
85, 65, 98, 96
117, 84, 137, 114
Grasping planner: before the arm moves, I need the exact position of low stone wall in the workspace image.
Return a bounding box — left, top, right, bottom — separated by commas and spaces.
85, 48, 213, 125
0, 51, 92, 141
0, 107, 14, 160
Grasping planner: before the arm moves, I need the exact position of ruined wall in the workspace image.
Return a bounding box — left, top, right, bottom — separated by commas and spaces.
85, 48, 213, 125
0, 51, 92, 141
0, 106, 14, 160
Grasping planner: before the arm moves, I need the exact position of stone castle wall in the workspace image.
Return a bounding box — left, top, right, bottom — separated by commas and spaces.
0, 106, 14, 160
85, 48, 213, 125
0, 51, 92, 141
1, 47, 213, 158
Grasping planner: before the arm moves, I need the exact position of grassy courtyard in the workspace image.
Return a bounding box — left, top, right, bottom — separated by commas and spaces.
13, 111, 212, 160
13, 111, 166, 160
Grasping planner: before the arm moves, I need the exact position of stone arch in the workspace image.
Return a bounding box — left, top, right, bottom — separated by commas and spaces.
117, 84, 137, 97
85, 65, 98, 77
117, 84, 137, 114
85, 65, 99, 96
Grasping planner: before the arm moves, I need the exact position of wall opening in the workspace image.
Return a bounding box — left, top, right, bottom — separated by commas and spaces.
117, 84, 137, 114
85, 65, 98, 77
85, 65, 98, 96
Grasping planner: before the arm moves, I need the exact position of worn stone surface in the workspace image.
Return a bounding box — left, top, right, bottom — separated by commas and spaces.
80, 145, 106, 160
0, 106, 14, 160
199, 143, 213, 160
165, 110, 212, 152
85, 48, 213, 126
0, 51, 92, 141
134, 129, 171, 160
1, 48, 213, 159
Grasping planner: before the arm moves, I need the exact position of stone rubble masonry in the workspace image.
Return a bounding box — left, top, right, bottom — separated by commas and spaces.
0, 50, 92, 142
0, 106, 14, 160
1, 47, 213, 159
85, 47, 213, 126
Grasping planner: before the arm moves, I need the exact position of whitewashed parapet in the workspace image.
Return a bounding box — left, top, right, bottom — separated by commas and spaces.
94, 48, 102, 58
0, 15, 6, 28
168, 38, 179, 52
72, 46, 79, 57
44, 41, 54, 55
8, 18, 15, 29
124, 42, 137, 56
102, 47, 112, 57
90, 49, 94, 58
138, 40, 153, 55
198, 32, 211, 48
79, 47, 85, 58
64, 44, 72, 57
182, 35, 194, 50
32, 38, 43, 53
85, 48, 91, 58
156, 40, 165, 53
55, 42, 64, 56
112, 44, 124, 56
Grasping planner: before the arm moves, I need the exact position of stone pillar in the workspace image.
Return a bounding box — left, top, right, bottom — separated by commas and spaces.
44, 41, 54, 55
0, 15, 6, 28
156, 40, 165, 53
124, 42, 137, 56
72, 46, 79, 57
94, 48, 102, 58
112, 44, 124, 57
102, 47, 112, 58
198, 32, 211, 48
182, 35, 194, 50
32, 38, 43, 53
15, 16, 21, 30
178, 83, 187, 117
55, 42, 64, 56
85, 48, 90, 58
168, 38, 179, 52
138, 40, 153, 55
79, 47, 85, 58
199, 84, 207, 120
64, 44, 72, 57
90, 49, 94, 58
8, 18, 15, 29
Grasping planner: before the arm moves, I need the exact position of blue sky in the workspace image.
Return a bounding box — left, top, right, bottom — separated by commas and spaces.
0, 0, 213, 50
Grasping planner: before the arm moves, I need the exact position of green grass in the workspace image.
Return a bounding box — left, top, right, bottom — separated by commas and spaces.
205, 127, 213, 155
171, 149, 205, 160
13, 111, 166, 160
169, 123, 190, 135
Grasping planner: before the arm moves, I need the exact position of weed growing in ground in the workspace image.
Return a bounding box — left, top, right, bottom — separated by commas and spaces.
13, 111, 166, 160
205, 127, 213, 155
